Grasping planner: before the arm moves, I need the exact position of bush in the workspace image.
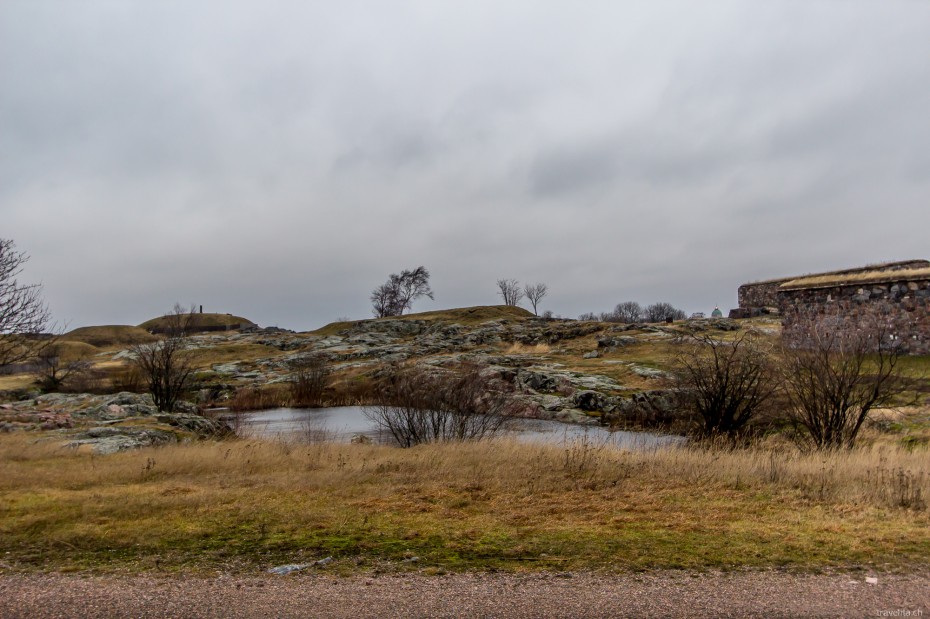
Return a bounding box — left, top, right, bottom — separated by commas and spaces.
674, 331, 780, 440
288, 355, 330, 407
364, 364, 515, 447
781, 318, 916, 450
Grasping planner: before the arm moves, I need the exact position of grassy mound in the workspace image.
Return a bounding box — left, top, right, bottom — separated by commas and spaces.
312, 305, 534, 335
62, 326, 157, 348
138, 313, 256, 333
51, 341, 101, 360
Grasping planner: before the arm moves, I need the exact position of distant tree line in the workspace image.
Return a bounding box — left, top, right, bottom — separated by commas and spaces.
578, 301, 686, 324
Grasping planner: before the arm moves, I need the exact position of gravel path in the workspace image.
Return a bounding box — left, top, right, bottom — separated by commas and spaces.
1, 571, 927, 618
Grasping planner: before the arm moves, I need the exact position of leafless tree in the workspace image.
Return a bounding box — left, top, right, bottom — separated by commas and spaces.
370, 282, 398, 318
644, 302, 686, 323
523, 283, 548, 316
780, 318, 915, 450
0, 239, 54, 367
288, 354, 330, 407
674, 331, 780, 440
613, 301, 643, 323
130, 304, 196, 412
371, 266, 434, 317
364, 364, 514, 447
497, 279, 524, 306
32, 344, 93, 392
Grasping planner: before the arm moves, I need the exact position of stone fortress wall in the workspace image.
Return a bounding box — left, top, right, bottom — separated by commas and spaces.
734, 259, 930, 354
779, 271, 930, 355
736, 260, 930, 312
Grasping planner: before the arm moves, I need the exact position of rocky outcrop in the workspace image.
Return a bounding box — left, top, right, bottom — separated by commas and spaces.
66, 426, 178, 454
1, 392, 227, 452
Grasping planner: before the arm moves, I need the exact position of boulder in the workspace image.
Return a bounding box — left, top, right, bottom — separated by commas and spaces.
570, 390, 609, 412
66, 426, 177, 454
156, 413, 228, 437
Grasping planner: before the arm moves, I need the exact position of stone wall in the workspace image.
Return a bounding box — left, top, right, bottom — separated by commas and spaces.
737, 260, 930, 312
737, 281, 785, 310
779, 278, 930, 354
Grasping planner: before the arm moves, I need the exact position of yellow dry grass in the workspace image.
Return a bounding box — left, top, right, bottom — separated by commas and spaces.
62, 325, 157, 348
505, 343, 552, 355
311, 306, 534, 336
0, 375, 34, 390
1, 433, 927, 573
781, 267, 930, 290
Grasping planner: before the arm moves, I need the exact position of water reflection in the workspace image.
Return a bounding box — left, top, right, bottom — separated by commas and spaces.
232, 406, 683, 449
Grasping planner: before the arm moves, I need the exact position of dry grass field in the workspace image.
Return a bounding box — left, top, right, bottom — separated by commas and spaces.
1, 431, 927, 574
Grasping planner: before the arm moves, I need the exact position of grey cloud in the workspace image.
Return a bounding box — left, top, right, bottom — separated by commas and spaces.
2, 1, 929, 329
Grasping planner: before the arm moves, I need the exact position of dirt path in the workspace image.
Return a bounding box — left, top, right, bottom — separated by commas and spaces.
1, 570, 927, 618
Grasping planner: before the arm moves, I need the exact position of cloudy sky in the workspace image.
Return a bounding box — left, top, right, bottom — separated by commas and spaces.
2, 1, 928, 331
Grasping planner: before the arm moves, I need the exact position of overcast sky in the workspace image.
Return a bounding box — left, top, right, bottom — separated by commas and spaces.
2, 1, 929, 331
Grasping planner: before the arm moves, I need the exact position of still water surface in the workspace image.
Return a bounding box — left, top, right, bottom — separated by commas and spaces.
236, 406, 683, 449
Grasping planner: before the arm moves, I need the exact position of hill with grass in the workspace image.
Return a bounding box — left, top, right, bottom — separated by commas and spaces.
310, 305, 534, 336
62, 325, 158, 348
138, 312, 256, 333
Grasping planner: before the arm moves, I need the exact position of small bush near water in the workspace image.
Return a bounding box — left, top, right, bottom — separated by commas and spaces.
364, 364, 516, 447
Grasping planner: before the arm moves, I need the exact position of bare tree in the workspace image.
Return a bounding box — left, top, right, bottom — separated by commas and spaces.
523, 283, 548, 316
130, 304, 196, 412
371, 266, 434, 317
288, 354, 330, 407
781, 319, 915, 450
32, 344, 92, 392
364, 364, 514, 447
0, 239, 54, 367
644, 302, 686, 323
497, 279, 524, 306
613, 301, 643, 323
370, 282, 398, 318
674, 331, 780, 440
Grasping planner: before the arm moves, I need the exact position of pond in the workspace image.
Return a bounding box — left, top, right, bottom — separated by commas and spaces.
229, 406, 684, 450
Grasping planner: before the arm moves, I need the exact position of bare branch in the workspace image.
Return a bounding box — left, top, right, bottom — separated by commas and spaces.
781, 316, 916, 450
130, 304, 197, 412
288, 354, 330, 407
32, 344, 93, 392
523, 283, 548, 316
0, 238, 54, 367
496, 279, 524, 307
371, 266, 433, 317
612, 301, 643, 323
673, 330, 780, 440
644, 302, 686, 323
364, 364, 514, 447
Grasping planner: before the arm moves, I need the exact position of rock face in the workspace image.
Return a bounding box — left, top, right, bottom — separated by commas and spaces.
0, 392, 227, 453
67, 426, 178, 454
186, 312, 707, 427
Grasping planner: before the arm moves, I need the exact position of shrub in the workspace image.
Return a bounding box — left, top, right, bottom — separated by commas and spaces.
364, 364, 515, 447
287, 355, 330, 407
